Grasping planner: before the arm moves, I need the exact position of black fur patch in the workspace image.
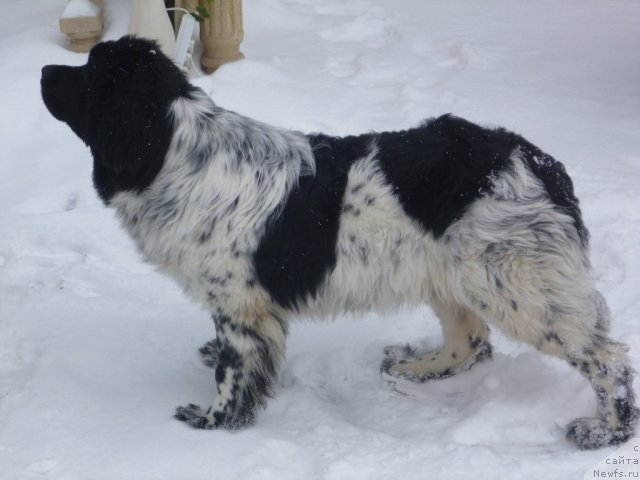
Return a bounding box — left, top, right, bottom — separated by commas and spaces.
374, 115, 511, 238
373, 115, 588, 245
41, 36, 193, 202
254, 134, 368, 308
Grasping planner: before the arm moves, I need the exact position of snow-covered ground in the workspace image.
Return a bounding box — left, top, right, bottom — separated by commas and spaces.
1, 1, 639, 478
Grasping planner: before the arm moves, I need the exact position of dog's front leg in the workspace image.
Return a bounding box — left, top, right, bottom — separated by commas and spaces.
175, 309, 287, 430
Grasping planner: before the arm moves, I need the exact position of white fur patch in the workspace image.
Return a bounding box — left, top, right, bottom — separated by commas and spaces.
110, 90, 314, 316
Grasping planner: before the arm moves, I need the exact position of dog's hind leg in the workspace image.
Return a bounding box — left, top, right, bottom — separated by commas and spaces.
459, 233, 638, 448
562, 326, 638, 449
175, 306, 287, 430
483, 288, 636, 449
381, 302, 492, 381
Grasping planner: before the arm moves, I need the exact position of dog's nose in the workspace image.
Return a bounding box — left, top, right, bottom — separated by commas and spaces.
41, 65, 64, 88
41, 65, 53, 79
41, 65, 55, 85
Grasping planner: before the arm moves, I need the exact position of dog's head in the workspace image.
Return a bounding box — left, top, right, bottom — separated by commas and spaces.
41, 36, 192, 201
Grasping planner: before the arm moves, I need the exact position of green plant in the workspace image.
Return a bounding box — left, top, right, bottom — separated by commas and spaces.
192, 3, 210, 22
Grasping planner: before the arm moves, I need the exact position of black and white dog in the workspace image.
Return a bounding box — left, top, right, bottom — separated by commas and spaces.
41, 36, 637, 449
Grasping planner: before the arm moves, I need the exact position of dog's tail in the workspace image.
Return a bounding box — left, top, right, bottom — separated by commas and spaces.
515, 139, 590, 250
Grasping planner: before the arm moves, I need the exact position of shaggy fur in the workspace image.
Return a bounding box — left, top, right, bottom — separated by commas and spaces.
41, 36, 637, 449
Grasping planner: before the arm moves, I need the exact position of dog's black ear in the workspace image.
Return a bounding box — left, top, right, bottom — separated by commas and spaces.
87, 81, 175, 202
85, 36, 191, 202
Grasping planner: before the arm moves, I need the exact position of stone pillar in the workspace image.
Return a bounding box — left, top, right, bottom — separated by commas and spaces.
59, 0, 104, 53
199, 0, 244, 73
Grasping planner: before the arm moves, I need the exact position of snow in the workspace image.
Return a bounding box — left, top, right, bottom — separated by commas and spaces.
1, 0, 640, 479
60, 0, 101, 19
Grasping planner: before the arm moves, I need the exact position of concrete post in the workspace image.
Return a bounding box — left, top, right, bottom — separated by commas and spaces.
128, 0, 176, 58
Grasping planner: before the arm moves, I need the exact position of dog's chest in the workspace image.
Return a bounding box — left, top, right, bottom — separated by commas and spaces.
110, 186, 261, 311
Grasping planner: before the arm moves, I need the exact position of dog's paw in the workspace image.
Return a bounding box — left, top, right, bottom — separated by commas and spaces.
380, 344, 417, 374
382, 343, 455, 383
198, 340, 218, 369
381, 344, 425, 382
566, 417, 634, 449
381, 340, 493, 383
174, 403, 217, 429
383, 358, 447, 383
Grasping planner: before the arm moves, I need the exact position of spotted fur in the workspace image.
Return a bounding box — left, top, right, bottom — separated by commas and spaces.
41, 36, 637, 449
